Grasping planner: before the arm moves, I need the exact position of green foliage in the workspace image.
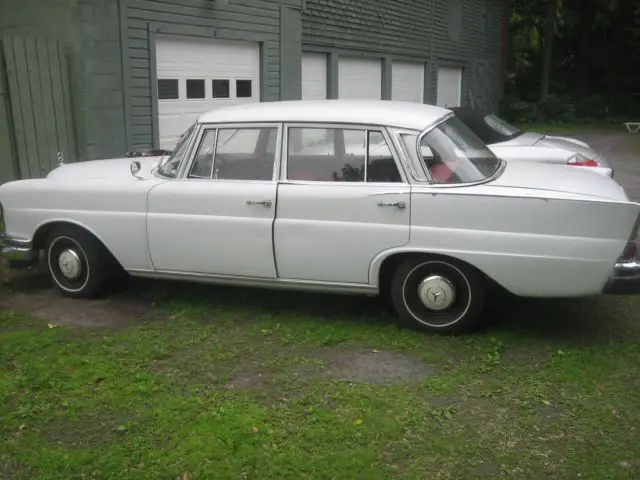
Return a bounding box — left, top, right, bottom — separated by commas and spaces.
506, 0, 640, 123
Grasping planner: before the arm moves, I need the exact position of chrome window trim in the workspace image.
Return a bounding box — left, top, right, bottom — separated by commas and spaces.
415, 113, 507, 188
389, 128, 430, 183
280, 122, 409, 185
179, 122, 283, 183
187, 127, 219, 179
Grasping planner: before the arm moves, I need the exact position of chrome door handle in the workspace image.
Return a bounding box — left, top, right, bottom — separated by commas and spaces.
246, 200, 272, 207
377, 201, 406, 209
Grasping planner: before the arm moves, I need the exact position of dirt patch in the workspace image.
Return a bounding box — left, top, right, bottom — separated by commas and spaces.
41, 413, 132, 448
0, 268, 166, 329
303, 347, 435, 385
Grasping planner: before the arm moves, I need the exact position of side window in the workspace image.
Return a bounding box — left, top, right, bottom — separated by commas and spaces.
367, 131, 402, 183
214, 127, 277, 181
400, 134, 448, 184
287, 127, 365, 182
189, 129, 217, 178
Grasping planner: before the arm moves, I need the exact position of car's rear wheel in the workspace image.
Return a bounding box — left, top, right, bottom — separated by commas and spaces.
390, 256, 485, 334
45, 226, 118, 298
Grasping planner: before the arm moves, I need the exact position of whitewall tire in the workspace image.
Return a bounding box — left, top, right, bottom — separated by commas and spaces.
390, 257, 485, 334
45, 226, 118, 298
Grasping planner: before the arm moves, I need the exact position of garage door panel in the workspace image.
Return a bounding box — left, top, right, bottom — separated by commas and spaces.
338, 57, 381, 100
436, 66, 462, 108
156, 35, 260, 149
392, 61, 424, 103
302, 52, 327, 100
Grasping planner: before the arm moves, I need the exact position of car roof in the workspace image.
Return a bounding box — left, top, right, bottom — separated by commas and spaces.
197, 99, 452, 131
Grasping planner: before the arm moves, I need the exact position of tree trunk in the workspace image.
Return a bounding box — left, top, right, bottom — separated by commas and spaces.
538, 0, 559, 120
577, 0, 597, 98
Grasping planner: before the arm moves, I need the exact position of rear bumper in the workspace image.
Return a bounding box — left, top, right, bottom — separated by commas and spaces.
602, 260, 640, 295
0, 233, 36, 267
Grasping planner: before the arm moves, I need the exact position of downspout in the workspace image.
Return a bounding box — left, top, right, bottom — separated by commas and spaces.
429, 0, 435, 102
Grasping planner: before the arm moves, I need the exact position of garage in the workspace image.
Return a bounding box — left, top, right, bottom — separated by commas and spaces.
338, 57, 382, 99
155, 35, 260, 149
436, 66, 463, 108
391, 61, 425, 103
301, 53, 327, 100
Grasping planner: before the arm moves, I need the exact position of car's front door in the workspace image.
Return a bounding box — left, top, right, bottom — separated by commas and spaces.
147, 124, 280, 278
274, 125, 411, 284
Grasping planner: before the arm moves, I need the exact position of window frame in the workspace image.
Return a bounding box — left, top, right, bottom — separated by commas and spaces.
280, 122, 409, 186
185, 78, 206, 100
180, 122, 284, 183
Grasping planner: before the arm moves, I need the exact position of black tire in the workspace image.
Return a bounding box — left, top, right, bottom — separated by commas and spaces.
45, 226, 119, 299
390, 256, 485, 334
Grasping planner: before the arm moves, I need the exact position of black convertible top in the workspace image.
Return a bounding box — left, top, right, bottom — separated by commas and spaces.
451, 106, 521, 145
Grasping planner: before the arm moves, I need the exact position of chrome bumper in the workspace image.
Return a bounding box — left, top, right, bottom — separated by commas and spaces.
602, 260, 640, 295
0, 233, 36, 266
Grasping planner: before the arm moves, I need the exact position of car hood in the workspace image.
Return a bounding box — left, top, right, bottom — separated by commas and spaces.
46, 156, 163, 180
490, 159, 628, 202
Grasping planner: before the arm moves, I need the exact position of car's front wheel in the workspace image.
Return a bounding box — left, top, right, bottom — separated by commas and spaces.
390, 256, 485, 334
46, 226, 118, 298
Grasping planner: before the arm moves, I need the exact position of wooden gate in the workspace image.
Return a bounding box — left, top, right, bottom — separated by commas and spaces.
1, 35, 76, 181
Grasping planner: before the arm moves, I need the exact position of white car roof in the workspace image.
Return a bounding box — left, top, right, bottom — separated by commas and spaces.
197, 99, 452, 131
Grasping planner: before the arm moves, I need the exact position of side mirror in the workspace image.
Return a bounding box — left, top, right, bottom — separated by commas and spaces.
130, 160, 143, 179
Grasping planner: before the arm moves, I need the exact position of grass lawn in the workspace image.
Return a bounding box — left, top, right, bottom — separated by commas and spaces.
2, 276, 640, 479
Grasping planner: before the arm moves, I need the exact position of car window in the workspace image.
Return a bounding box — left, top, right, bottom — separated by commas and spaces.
189, 129, 217, 178
287, 127, 366, 182
188, 127, 277, 181
367, 131, 403, 183
410, 116, 502, 185
156, 122, 197, 178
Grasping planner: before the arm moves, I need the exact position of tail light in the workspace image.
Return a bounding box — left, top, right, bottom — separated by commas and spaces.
567, 154, 599, 167
618, 213, 640, 263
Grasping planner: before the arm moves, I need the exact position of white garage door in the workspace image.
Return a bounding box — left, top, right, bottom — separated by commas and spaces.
392, 61, 425, 103
338, 57, 382, 99
155, 35, 260, 149
302, 53, 327, 100
436, 66, 462, 108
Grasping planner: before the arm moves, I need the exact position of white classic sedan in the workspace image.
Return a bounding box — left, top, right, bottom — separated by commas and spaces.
1, 100, 639, 334
452, 106, 614, 178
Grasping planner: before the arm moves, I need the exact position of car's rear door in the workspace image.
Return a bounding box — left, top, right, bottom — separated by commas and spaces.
273, 124, 411, 284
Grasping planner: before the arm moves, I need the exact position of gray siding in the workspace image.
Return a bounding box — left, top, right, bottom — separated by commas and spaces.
77, 0, 126, 160
121, 0, 298, 150
302, 0, 506, 111
0, 0, 74, 40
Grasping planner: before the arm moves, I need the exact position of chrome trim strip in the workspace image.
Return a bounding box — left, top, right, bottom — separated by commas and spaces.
127, 269, 379, 296
0, 233, 36, 263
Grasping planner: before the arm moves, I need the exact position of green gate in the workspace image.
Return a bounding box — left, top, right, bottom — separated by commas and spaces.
1, 34, 77, 181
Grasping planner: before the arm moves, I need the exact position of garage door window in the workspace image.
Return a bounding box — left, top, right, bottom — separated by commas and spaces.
287, 127, 402, 183
236, 80, 252, 98
158, 79, 179, 100
212, 79, 230, 98
186, 79, 205, 99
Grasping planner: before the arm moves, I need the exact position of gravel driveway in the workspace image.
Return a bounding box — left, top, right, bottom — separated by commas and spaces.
564, 129, 640, 201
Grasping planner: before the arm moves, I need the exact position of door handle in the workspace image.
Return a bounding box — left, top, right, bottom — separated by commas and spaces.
246, 200, 272, 207
377, 201, 406, 209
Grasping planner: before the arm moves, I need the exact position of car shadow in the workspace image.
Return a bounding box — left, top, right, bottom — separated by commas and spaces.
3, 268, 638, 344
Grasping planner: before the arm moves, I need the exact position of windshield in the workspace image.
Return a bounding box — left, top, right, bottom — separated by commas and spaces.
419, 116, 503, 184
484, 114, 521, 138
157, 123, 197, 178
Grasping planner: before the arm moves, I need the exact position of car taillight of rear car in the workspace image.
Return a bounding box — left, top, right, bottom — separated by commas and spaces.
566, 153, 599, 168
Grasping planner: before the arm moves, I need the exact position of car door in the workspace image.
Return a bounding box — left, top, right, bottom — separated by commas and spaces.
274, 124, 411, 284
146, 124, 281, 278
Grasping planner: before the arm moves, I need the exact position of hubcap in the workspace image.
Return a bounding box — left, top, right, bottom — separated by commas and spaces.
417, 275, 456, 311
58, 249, 83, 280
